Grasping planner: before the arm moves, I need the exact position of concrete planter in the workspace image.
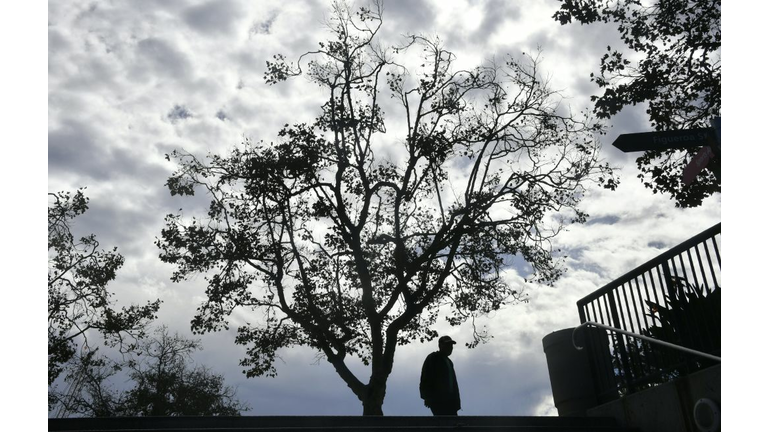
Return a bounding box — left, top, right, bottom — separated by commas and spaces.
542, 327, 618, 416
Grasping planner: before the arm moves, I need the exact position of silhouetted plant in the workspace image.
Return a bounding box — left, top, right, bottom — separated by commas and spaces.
158, 0, 617, 415
51, 351, 124, 417
554, 0, 721, 208
609, 276, 720, 393
51, 326, 249, 417
643, 277, 720, 368
48, 189, 160, 390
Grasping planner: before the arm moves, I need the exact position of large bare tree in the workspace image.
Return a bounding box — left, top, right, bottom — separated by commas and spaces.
158, 1, 616, 415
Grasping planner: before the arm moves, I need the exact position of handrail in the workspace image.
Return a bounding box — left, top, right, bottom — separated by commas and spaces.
572, 321, 721, 362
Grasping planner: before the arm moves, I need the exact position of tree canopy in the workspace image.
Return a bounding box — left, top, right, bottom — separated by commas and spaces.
158, 0, 616, 415
48, 189, 160, 386
553, 0, 721, 207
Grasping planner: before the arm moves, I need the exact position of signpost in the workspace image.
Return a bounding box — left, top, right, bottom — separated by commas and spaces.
611, 118, 721, 185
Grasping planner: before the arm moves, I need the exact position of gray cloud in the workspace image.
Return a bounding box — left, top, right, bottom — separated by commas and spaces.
48, 27, 71, 54
49, 118, 169, 184
49, 119, 113, 181
250, 12, 278, 36
183, 0, 243, 35
168, 104, 194, 122
383, 0, 436, 35
135, 37, 193, 80
585, 215, 620, 226
469, 0, 522, 45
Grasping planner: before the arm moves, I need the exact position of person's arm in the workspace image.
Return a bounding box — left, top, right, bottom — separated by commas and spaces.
419, 354, 435, 406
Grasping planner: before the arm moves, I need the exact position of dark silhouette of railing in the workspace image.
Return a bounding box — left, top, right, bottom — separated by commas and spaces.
577, 223, 721, 397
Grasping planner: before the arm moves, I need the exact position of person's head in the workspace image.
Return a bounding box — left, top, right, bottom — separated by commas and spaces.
438, 335, 456, 356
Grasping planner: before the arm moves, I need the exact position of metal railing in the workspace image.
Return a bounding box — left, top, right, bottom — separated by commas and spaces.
572, 321, 721, 362
576, 223, 721, 397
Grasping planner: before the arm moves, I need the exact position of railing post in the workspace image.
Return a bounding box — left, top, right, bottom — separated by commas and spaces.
661, 260, 695, 376
607, 291, 634, 394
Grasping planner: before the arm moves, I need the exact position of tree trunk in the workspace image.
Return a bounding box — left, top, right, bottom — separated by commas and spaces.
361, 375, 387, 416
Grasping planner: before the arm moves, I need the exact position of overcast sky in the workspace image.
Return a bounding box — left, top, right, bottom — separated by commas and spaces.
21, 0, 756, 421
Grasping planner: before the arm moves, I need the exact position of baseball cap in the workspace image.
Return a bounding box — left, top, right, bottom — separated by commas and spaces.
439, 335, 457, 345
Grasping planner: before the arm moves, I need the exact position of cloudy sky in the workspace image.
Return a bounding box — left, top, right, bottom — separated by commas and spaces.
27, 0, 751, 420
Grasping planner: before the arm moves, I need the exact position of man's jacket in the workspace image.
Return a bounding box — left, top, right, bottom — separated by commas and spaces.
419, 351, 461, 410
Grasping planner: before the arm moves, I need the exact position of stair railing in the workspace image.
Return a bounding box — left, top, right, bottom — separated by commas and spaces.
572, 321, 721, 362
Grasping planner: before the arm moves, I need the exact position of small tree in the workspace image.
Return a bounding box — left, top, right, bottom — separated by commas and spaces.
51, 351, 124, 417
158, 1, 616, 415
48, 189, 160, 387
122, 326, 250, 416
51, 326, 250, 417
553, 0, 721, 207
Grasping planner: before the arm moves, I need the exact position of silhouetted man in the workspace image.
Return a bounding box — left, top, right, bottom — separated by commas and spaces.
419, 335, 461, 415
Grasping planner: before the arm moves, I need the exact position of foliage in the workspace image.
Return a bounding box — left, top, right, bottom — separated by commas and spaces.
48, 189, 160, 386
643, 277, 720, 368
50, 326, 250, 417
553, 0, 721, 207
158, 0, 616, 415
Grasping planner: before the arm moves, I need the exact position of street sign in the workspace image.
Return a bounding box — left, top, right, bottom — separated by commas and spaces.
612, 128, 716, 153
